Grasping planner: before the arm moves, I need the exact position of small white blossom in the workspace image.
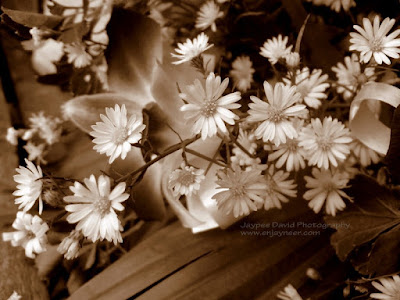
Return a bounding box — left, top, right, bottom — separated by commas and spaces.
247, 81, 307, 146
260, 35, 293, 65
64, 175, 129, 244
229, 56, 255, 92
24, 142, 47, 165
65, 43, 92, 68
168, 163, 205, 196
304, 168, 352, 216
6, 127, 19, 146
263, 165, 297, 210
350, 16, 400, 64
299, 117, 352, 169
180, 72, 241, 140
284, 67, 330, 109
332, 54, 375, 100
171, 32, 213, 65
213, 166, 267, 218
90, 104, 146, 164
2, 212, 49, 259
13, 159, 44, 214
195, 0, 224, 32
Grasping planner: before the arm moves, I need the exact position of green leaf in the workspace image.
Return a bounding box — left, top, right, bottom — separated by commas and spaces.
2, 6, 64, 29
353, 224, 400, 276
325, 175, 400, 262
385, 105, 400, 183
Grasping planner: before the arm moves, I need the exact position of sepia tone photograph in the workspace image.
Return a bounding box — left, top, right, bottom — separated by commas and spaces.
1, 0, 400, 299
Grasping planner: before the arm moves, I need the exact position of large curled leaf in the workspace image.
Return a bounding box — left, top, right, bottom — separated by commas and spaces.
385, 105, 400, 183
1, 6, 64, 28
325, 175, 400, 274
106, 8, 162, 104
63, 93, 142, 133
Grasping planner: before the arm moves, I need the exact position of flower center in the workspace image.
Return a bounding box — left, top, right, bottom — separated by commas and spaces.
112, 127, 129, 145
268, 108, 284, 123
202, 100, 217, 117
179, 171, 196, 186
94, 197, 111, 217
26, 230, 36, 240
370, 38, 383, 52
232, 184, 246, 198
286, 139, 298, 151
316, 135, 332, 151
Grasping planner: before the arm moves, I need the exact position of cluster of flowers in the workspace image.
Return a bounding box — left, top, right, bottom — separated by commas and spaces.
20, 0, 111, 93
165, 11, 398, 220
7, 112, 63, 164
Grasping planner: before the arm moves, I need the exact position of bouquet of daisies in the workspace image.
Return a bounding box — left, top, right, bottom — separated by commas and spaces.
2, 0, 400, 298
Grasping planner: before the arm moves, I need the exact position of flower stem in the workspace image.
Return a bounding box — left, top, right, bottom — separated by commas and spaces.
115, 135, 200, 185
185, 148, 226, 167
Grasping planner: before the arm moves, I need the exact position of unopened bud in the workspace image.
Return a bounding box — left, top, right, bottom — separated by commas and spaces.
285, 52, 300, 69
42, 189, 63, 207
57, 230, 82, 260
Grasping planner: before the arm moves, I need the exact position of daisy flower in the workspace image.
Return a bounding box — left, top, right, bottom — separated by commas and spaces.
350, 137, 381, 167
57, 230, 81, 260
2, 212, 49, 259
195, 0, 224, 32
213, 166, 267, 218
263, 165, 297, 210
64, 43, 92, 68
13, 159, 44, 214
371, 275, 400, 300
229, 56, 255, 92
299, 117, 352, 169
303, 168, 352, 216
260, 35, 293, 65
267, 119, 307, 172
284, 67, 329, 109
168, 163, 205, 196
277, 284, 303, 300
231, 128, 260, 167
180, 72, 241, 140
349, 16, 400, 64
90, 104, 146, 164
171, 32, 214, 65
64, 175, 129, 244
247, 81, 307, 146
332, 54, 375, 100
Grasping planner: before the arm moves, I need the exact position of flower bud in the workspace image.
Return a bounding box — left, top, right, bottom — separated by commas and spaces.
58, 230, 82, 260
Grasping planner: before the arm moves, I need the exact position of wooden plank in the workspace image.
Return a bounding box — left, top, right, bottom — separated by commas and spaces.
136, 212, 326, 300
69, 196, 327, 300
254, 245, 335, 299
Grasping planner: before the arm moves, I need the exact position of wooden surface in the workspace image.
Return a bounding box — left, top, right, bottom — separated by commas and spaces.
69, 199, 337, 300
